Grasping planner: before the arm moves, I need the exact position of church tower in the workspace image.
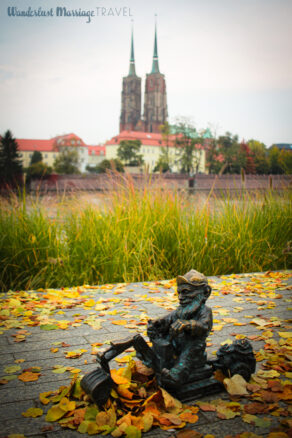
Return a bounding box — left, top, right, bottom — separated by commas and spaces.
143, 23, 168, 133
120, 28, 142, 132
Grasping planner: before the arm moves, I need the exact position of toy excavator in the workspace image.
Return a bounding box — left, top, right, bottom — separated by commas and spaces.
81, 270, 256, 405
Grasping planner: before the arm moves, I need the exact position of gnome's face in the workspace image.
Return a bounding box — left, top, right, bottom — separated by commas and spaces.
177, 283, 205, 308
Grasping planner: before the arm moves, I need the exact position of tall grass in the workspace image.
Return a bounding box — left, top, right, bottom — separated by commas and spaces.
0, 181, 291, 291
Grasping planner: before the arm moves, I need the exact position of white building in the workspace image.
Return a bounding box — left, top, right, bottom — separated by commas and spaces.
105, 130, 206, 173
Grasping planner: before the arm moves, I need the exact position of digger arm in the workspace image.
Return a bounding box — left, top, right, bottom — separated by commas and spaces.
102, 336, 136, 362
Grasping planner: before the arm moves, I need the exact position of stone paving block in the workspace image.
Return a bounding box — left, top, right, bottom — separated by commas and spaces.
0, 416, 63, 437
6, 335, 89, 353
11, 342, 91, 363
0, 399, 44, 421
0, 381, 66, 403
0, 272, 291, 438
0, 352, 16, 364
194, 413, 279, 436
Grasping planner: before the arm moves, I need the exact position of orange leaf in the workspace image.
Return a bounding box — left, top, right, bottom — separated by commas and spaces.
179, 411, 199, 423
160, 413, 182, 425
117, 385, 134, 399
110, 369, 130, 385
18, 371, 41, 382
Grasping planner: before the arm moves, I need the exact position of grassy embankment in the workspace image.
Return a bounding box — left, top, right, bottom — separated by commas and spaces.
0, 182, 291, 291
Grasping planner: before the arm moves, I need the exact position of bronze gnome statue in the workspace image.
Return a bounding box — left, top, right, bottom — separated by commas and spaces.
144, 270, 213, 387
81, 270, 256, 405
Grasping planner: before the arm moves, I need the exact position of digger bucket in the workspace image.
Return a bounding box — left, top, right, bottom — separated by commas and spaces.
81, 366, 113, 406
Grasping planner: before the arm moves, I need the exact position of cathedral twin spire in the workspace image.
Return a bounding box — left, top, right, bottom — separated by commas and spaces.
128, 23, 160, 76
128, 27, 136, 76
120, 22, 168, 134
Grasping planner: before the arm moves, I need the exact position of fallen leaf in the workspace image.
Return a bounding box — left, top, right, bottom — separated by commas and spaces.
224, 374, 248, 396
18, 371, 41, 382
22, 407, 43, 418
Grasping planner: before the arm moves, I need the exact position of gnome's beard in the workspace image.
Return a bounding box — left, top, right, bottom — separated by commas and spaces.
177, 292, 205, 318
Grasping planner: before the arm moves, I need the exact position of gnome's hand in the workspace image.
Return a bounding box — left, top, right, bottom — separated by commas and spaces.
170, 319, 189, 337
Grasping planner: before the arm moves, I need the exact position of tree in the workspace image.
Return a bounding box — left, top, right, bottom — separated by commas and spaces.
268, 146, 284, 174
30, 150, 43, 165
87, 159, 124, 173
248, 140, 269, 174
53, 149, 80, 174
157, 122, 172, 171
240, 141, 256, 174
278, 149, 292, 174
117, 140, 144, 166
154, 154, 171, 173
216, 132, 245, 174
26, 162, 52, 179
172, 119, 202, 175
0, 130, 23, 186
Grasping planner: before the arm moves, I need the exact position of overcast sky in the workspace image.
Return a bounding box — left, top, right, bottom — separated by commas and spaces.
0, 0, 291, 146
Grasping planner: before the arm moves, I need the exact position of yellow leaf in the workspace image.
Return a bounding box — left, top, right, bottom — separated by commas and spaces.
59, 397, 76, 412
65, 349, 87, 358
224, 374, 248, 396
39, 391, 53, 405
213, 325, 223, 331
96, 411, 109, 426
83, 299, 96, 307
278, 332, 292, 338
142, 413, 153, 432
7, 435, 26, 438
87, 422, 100, 435
95, 304, 107, 311
112, 320, 127, 326
22, 407, 43, 418
125, 425, 141, 438
257, 369, 280, 378
160, 387, 182, 409
117, 385, 134, 399
46, 405, 66, 422
110, 369, 130, 385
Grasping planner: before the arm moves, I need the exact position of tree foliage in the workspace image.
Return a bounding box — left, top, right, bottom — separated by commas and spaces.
117, 140, 144, 166
87, 159, 124, 173
248, 140, 270, 175
30, 151, 43, 165
0, 130, 23, 186
53, 149, 80, 174
26, 162, 52, 179
154, 153, 171, 173
172, 119, 202, 175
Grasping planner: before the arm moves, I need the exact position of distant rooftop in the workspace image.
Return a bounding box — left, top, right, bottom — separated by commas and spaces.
272, 143, 292, 151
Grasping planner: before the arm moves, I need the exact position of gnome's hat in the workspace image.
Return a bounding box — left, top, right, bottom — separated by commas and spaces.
177, 270, 208, 288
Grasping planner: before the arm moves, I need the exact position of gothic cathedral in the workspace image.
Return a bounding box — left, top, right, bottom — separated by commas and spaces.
120, 24, 168, 134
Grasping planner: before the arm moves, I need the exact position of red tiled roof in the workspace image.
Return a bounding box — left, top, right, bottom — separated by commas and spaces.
87, 145, 106, 156
105, 131, 203, 149
17, 138, 56, 152
53, 133, 86, 147
105, 131, 176, 147
16, 133, 87, 152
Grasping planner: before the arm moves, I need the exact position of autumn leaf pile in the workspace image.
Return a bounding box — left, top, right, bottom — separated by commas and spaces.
38, 358, 200, 437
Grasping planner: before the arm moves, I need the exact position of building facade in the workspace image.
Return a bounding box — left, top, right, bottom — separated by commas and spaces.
143, 25, 168, 133
106, 130, 206, 173
16, 133, 103, 173
119, 29, 142, 132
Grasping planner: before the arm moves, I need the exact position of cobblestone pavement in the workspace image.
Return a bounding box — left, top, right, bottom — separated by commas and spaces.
0, 272, 291, 438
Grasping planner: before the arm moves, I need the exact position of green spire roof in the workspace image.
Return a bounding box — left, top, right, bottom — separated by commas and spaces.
128, 27, 136, 76
151, 22, 160, 74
